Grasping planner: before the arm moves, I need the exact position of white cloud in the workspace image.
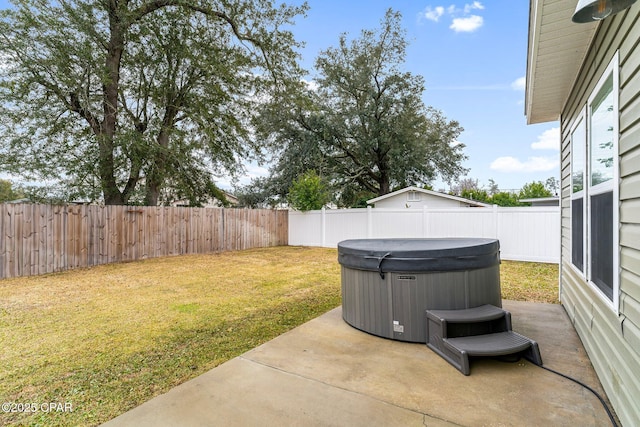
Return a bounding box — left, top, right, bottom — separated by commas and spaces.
421, 3, 485, 32
531, 127, 560, 151
511, 76, 526, 91
422, 6, 445, 22
490, 156, 559, 173
464, 1, 485, 13
303, 79, 319, 92
450, 15, 483, 32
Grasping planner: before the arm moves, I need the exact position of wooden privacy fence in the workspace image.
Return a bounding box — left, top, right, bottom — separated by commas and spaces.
0, 204, 288, 279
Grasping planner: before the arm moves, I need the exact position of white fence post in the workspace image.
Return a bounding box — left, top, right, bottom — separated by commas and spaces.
367, 206, 373, 238
493, 204, 499, 239
321, 207, 326, 247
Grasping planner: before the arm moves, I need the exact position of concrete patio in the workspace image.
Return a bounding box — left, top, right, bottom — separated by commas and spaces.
102, 300, 617, 426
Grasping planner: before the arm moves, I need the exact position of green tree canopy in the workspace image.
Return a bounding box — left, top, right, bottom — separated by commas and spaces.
0, 0, 306, 205
490, 191, 522, 207
287, 170, 329, 211
519, 181, 552, 200
252, 9, 467, 207
461, 188, 489, 203
0, 178, 24, 202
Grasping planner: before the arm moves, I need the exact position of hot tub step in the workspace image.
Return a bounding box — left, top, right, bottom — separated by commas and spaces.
426, 305, 513, 341
444, 331, 541, 357
426, 304, 509, 324
425, 305, 543, 375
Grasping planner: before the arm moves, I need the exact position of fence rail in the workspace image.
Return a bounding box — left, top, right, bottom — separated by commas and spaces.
289, 206, 560, 263
0, 204, 288, 279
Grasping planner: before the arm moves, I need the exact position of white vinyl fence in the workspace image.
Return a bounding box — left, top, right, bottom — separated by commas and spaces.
289, 206, 560, 263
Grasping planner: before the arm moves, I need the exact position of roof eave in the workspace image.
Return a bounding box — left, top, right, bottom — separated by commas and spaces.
525, 0, 599, 125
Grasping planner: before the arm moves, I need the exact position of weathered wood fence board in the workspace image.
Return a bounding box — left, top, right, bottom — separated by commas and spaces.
0, 204, 288, 279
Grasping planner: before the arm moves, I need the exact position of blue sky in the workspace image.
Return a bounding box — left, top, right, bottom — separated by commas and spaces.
0, 0, 559, 195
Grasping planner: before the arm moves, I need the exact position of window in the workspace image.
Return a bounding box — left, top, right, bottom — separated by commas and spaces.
588, 63, 618, 306
407, 191, 421, 202
571, 52, 620, 311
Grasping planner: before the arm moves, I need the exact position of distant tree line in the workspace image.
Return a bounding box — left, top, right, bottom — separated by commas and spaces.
257, 174, 558, 211
0, 179, 23, 202
450, 177, 558, 207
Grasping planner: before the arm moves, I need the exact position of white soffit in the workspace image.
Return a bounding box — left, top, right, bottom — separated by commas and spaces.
526, 0, 598, 124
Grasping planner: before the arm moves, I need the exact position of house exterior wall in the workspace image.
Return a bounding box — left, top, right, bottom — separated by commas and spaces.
372, 193, 474, 209
560, 7, 640, 425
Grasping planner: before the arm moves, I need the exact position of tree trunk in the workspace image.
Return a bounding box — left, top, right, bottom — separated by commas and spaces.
99, 3, 126, 205
144, 124, 172, 206
378, 178, 390, 196
377, 150, 391, 196
144, 178, 161, 206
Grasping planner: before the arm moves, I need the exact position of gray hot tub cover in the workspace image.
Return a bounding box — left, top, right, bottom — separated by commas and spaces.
338, 238, 500, 275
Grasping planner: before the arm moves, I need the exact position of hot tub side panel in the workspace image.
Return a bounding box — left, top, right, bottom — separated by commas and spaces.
341, 268, 393, 339
465, 265, 502, 309
390, 267, 501, 342
341, 265, 501, 343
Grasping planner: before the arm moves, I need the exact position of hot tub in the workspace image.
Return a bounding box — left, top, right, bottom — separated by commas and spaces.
338, 238, 501, 343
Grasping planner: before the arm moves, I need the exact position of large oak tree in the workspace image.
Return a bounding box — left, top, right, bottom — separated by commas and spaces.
0, 0, 306, 205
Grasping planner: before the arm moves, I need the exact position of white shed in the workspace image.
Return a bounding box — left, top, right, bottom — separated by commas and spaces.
366, 186, 491, 209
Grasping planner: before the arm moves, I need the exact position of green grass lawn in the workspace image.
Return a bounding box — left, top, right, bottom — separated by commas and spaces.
0, 246, 558, 426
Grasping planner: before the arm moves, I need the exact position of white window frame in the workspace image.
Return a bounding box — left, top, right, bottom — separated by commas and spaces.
570, 109, 587, 276
584, 51, 620, 312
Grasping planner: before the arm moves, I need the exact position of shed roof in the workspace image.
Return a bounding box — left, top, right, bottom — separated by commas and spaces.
525, 0, 598, 124
519, 197, 560, 207
519, 196, 559, 203
366, 186, 492, 208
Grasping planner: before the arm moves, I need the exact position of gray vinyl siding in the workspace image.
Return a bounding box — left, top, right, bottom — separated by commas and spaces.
560, 5, 640, 426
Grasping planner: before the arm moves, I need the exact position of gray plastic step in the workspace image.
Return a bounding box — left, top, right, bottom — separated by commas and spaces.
444, 331, 536, 356
425, 304, 543, 375
427, 304, 507, 323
